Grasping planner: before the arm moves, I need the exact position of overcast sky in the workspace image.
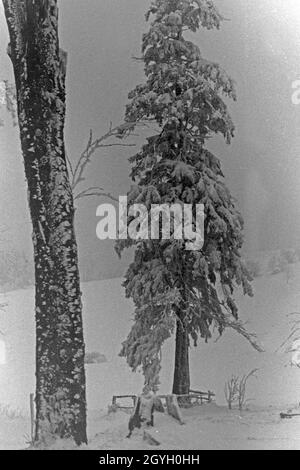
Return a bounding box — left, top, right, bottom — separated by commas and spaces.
1, 0, 300, 278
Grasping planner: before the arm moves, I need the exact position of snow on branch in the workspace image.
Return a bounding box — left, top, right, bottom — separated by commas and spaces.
187, 287, 263, 353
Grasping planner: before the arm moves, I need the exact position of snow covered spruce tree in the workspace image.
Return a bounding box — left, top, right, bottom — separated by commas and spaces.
2, 1, 87, 445
117, 0, 261, 395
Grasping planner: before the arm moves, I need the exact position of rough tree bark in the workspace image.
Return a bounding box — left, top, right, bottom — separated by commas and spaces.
2, 0, 87, 445
172, 274, 190, 396
172, 317, 190, 396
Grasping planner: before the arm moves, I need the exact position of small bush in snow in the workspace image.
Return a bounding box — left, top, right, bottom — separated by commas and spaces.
225, 369, 258, 411
224, 376, 239, 410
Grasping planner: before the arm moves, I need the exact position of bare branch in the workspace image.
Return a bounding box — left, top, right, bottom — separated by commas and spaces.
70, 122, 138, 201
65, 151, 74, 177
74, 187, 118, 203
276, 311, 300, 353
224, 369, 258, 411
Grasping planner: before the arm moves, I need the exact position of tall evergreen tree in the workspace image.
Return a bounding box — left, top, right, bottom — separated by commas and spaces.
2, 0, 87, 445
117, 0, 261, 394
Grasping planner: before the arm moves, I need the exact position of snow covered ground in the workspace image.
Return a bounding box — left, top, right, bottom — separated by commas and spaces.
87, 403, 300, 450
2, 403, 299, 450
0, 261, 300, 449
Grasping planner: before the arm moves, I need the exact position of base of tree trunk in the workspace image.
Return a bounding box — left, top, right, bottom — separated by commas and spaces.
166, 395, 185, 424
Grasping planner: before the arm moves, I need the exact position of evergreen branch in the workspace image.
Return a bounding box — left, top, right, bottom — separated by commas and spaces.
187, 287, 263, 352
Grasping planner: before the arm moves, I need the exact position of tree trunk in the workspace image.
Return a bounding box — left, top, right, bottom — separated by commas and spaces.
2, 0, 87, 445
172, 318, 190, 396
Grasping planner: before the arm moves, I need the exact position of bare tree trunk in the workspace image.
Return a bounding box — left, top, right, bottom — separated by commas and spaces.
172, 316, 190, 396
2, 0, 87, 445
172, 278, 190, 397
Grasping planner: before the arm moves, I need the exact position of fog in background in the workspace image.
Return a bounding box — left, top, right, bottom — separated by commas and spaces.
1, 0, 300, 281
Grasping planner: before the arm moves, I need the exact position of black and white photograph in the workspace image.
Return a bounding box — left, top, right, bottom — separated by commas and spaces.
0, 0, 300, 453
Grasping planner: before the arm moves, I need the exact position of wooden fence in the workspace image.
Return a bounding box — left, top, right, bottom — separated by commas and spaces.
111, 389, 215, 410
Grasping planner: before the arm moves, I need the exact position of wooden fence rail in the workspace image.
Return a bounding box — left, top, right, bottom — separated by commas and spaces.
111, 389, 215, 410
